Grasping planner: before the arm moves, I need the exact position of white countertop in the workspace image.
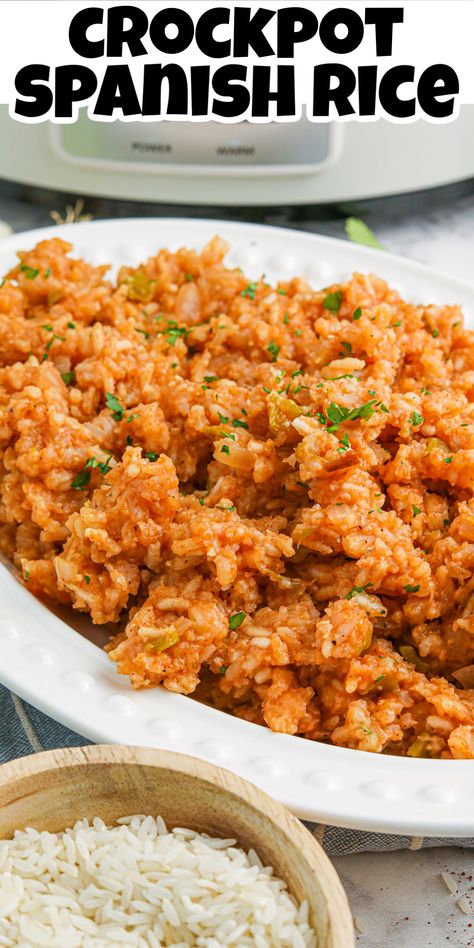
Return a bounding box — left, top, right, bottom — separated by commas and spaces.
334, 846, 474, 948
0, 178, 473, 948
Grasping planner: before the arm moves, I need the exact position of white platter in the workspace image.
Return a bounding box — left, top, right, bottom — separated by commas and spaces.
0, 217, 474, 837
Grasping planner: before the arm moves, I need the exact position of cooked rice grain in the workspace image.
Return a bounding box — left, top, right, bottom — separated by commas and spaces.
1, 237, 474, 756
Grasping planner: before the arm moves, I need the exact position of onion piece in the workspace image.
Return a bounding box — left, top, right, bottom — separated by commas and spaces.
452, 664, 474, 689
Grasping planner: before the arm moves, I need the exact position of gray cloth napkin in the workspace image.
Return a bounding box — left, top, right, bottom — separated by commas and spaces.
1, 684, 472, 856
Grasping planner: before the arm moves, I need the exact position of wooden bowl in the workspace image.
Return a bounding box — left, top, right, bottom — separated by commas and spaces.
0, 745, 354, 947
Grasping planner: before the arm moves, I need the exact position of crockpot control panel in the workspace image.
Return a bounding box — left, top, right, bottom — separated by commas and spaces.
53, 117, 338, 173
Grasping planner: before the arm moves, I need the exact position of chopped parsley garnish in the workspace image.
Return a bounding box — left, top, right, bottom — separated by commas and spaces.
144, 451, 158, 461
135, 328, 151, 339
337, 433, 350, 453
443, 517, 450, 527
421, 387, 431, 395
277, 288, 287, 296
346, 583, 373, 600
292, 369, 303, 378
374, 675, 385, 684
283, 312, 289, 325
105, 392, 125, 421
61, 371, 75, 386
326, 373, 354, 381
203, 375, 219, 383
216, 504, 236, 512
295, 329, 302, 337
84, 575, 91, 584
71, 455, 112, 489
326, 403, 347, 427
217, 412, 229, 424
412, 505, 421, 517
220, 444, 230, 455
44, 268, 51, 278
42, 324, 54, 332
184, 273, 194, 281
352, 308, 362, 320
340, 341, 352, 353
220, 665, 228, 675
267, 340, 281, 362
432, 329, 439, 338
19, 263, 39, 280
232, 418, 248, 429
378, 403, 389, 413
98, 455, 113, 475
444, 456, 453, 464
409, 411, 424, 427
45, 333, 65, 351
241, 282, 257, 300
325, 398, 377, 432
229, 611, 247, 630
368, 389, 376, 396
71, 467, 93, 490
391, 320, 402, 327
404, 584, 420, 593
67, 321, 76, 329
125, 435, 133, 446
156, 320, 190, 346
322, 290, 343, 312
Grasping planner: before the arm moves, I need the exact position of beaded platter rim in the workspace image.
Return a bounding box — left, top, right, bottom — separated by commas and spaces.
0, 217, 473, 836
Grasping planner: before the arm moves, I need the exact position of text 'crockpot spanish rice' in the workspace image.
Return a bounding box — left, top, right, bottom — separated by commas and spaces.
1, 236, 474, 759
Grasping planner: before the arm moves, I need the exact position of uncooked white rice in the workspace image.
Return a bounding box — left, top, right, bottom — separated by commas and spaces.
457, 896, 473, 916
440, 871, 458, 896
0, 814, 317, 946
353, 916, 365, 934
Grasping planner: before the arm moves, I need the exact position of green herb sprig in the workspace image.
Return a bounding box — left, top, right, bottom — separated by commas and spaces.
345, 218, 385, 250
